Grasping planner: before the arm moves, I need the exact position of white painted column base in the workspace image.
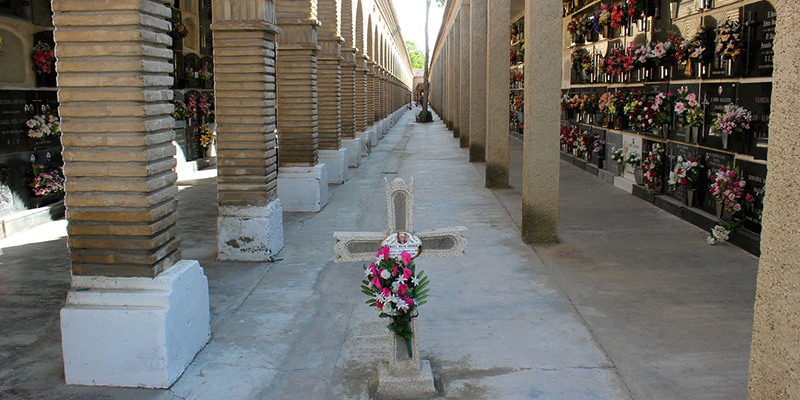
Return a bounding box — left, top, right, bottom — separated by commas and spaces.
217, 199, 285, 261
369, 126, 380, 146
318, 149, 349, 184
60, 260, 210, 388
357, 132, 371, 156
342, 138, 362, 167
277, 164, 330, 212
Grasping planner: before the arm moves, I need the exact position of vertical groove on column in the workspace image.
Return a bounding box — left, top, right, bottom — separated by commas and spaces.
54, 0, 180, 278
317, 55, 342, 150
355, 58, 369, 132
485, 0, 510, 188
341, 53, 357, 139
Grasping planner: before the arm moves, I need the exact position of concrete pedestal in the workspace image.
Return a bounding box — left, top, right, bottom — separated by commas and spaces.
60, 260, 210, 388
217, 200, 285, 261
278, 165, 330, 212
358, 132, 372, 156
342, 138, 362, 167
368, 128, 379, 147
370, 320, 437, 399
318, 149, 349, 184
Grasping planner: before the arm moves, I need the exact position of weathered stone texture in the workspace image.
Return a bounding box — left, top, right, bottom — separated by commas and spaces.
355, 59, 369, 133
469, 0, 487, 162
747, 1, 800, 399
459, 6, 471, 148
485, 0, 510, 188
521, 0, 561, 243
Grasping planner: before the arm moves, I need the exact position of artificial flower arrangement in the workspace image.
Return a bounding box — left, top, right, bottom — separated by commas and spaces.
625, 152, 641, 169
642, 143, 664, 194
592, 135, 605, 155
510, 69, 524, 88
199, 124, 215, 149
187, 92, 215, 120
571, 48, 594, 75
199, 65, 213, 81
361, 247, 430, 357
512, 91, 524, 111
173, 100, 192, 120
26, 113, 61, 138
30, 164, 65, 197
610, 3, 628, 29
706, 166, 760, 245
682, 25, 715, 63
611, 147, 626, 168
715, 18, 743, 60
667, 155, 698, 189
710, 104, 752, 137
560, 125, 575, 150
32, 42, 56, 74
652, 91, 675, 126
709, 166, 755, 215
597, 3, 612, 29
575, 129, 590, 156
172, 21, 189, 39
674, 86, 704, 128
623, 90, 645, 129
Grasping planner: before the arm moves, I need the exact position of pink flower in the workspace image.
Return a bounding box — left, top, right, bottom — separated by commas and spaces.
403, 268, 413, 280
738, 180, 746, 187
376, 301, 383, 309
402, 297, 414, 307
369, 264, 378, 276
371, 277, 382, 289
381, 288, 392, 298
728, 193, 736, 201
401, 251, 411, 266
376, 246, 390, 260
398, 283, 408, 295
746, 194, 755, 202
733, 203, 742, 212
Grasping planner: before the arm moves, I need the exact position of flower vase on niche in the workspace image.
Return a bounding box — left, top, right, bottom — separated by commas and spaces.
603, 25, 611, 39
686, 188, 695, 206
618, 164, 625, 176
670, 1, 679, 18
716, 202, 723, 219
721, 132, 729, 149
684, 60, 694, 78
634, 168, 644, 185
662, 124, 671, 139
691, 126, 700, 143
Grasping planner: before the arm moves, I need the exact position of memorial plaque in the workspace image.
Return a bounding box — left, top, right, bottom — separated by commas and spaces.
701, 82, 737, 151
743, 1, 775, 78
29, 91, 61, 151
735, 159, 766, 234
698, 150, 734, 216
0, 90, 35, 155
737, 83, 770, 160
0, 29, 26, 85
621, 135, 642, 181
665, 142, 698, 203
650, 0, 672, 42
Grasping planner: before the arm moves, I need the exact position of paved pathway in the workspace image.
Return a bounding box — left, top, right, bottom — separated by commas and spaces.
0, 109, 757, 399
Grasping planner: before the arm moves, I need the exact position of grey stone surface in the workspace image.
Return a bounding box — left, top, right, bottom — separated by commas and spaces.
0, 108, 756, 400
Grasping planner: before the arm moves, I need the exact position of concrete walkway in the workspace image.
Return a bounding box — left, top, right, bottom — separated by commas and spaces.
0, 109, 757, 399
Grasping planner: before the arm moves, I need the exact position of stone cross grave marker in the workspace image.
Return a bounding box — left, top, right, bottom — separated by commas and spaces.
333, 177, 467, 399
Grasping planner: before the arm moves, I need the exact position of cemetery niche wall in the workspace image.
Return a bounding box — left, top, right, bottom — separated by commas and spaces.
559, 0, 773, 254
0, 2, 65, 219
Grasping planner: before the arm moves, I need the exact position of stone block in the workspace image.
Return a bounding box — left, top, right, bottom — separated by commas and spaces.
277, 165, 329, 212
61, 260, 210, 388
342, 138, 361, 167
318, 149, 348, 184
218, 200, 284, 261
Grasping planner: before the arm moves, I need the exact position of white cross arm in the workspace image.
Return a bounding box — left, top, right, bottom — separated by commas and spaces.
416, 227, 468, 258
333, 226, 468, 263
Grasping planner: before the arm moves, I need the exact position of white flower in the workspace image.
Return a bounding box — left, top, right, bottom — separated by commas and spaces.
707, 236, 716, 245
380, 269, 391, 279
391, 281, 400, 292
410, 275, 420, 285
396, 298, 409, 311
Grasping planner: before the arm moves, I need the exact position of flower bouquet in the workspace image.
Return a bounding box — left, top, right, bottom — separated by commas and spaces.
710, 104, 752, 149
642, 144, 664, 194
199, 124, 215, 151
32, 42, 56, 74
592, 135, 606, 166
709, 166, 755, 217
674, 86, 704, 142
26, 113, 61, 138
611, 147, 626, 175
173, 100, 192, 120
715, 18, 743, 60
668, 155, 699, 205
362, 247, 430, 357
681, 26, 715, 77
172, 21, 189, 40
30, 164, 65, 197
651, 92, 675, 136
571, 48, 594, 81
627, 152, 643, 184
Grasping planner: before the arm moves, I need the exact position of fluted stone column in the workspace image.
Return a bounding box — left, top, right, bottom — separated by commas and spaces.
485, 0, 510, 188
459, 5, 470, 149
522, 0, 561, 243
213, 0, 284, 260
469, 0, 487, 162
275, 17, 330, 212
747, 1, 800, 397
367, 61, 378, 146
55, 0, 209, 387
355, 54, 370, 155
341, 47, 361, 167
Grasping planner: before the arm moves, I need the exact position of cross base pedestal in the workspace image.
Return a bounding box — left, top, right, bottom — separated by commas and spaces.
370, 359, 437, 400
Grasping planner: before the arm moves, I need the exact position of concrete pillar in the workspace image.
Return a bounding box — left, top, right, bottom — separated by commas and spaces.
275, 14, 329, 212
452, 18, 461, 138
469, 0, 487, 162
521, 0, 561, 243
317, 0, 348, 185
213, 0, 284, 260
747, 1, 800, 397
459, 5, 471, 148
54, 0, 209, 387
485, 0, 510, 188
355, 54, 370, 155
341, 47, 361, 167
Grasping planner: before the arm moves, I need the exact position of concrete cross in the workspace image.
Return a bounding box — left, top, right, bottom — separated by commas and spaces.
333, 177, 468, 263
332, 177, 467, 398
